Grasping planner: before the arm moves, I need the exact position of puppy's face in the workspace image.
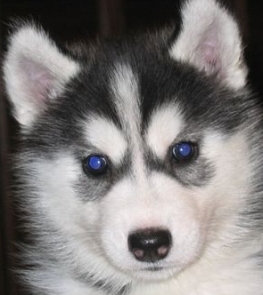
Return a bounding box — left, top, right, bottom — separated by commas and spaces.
21, 62, 250, 281
4, 0, 251, 283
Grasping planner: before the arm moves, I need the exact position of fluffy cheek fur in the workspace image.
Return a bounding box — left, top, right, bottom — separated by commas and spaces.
198, 131, 251, 242
26, 154, 86, 235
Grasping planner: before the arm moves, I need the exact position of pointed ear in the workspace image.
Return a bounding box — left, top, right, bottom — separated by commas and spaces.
3, 23, 80, 128
169, 0, 248, 90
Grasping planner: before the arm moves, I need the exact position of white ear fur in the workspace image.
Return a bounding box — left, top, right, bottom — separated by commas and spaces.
169, 0, 248, 90
3, 24, 80, 128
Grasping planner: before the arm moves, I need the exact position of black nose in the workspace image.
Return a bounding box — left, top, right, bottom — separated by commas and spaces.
128, 228, 172, 262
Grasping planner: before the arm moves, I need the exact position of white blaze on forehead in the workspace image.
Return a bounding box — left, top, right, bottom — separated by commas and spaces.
146, 104, 185, 159
111, 64, 141, 135
111, 64, 147, 181
84, 117, 128, 164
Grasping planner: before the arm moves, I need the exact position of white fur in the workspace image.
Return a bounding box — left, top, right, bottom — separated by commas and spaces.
170, 0, 248, 89
83, 116, 128, 164
26, 154, 85, 235
3, 25, 80, 127
111, 64, 147, 185
146, 104, 185, 159
111, 64, 141, 137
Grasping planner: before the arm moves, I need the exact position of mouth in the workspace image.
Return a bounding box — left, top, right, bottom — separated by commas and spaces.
139, 261, 178, 271
144, 266, 164, 272
134, 263, 180, 280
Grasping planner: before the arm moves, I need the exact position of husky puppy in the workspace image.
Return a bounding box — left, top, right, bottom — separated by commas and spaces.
3, 0, 263, 294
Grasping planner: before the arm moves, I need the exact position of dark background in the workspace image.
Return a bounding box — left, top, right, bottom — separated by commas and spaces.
1, 0, 263, 294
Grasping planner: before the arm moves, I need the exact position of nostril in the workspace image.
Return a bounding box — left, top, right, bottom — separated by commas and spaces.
128, 228, 172, 263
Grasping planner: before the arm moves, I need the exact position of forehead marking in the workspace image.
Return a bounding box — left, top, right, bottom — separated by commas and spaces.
146, 104, 185, 159
84, 116, 128, 164
111, 64, 146, 182
111, 64, 140, 135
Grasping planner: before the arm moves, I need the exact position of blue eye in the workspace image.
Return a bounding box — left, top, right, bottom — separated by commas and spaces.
83, 155, 108, 175
172, 142, 197, 162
